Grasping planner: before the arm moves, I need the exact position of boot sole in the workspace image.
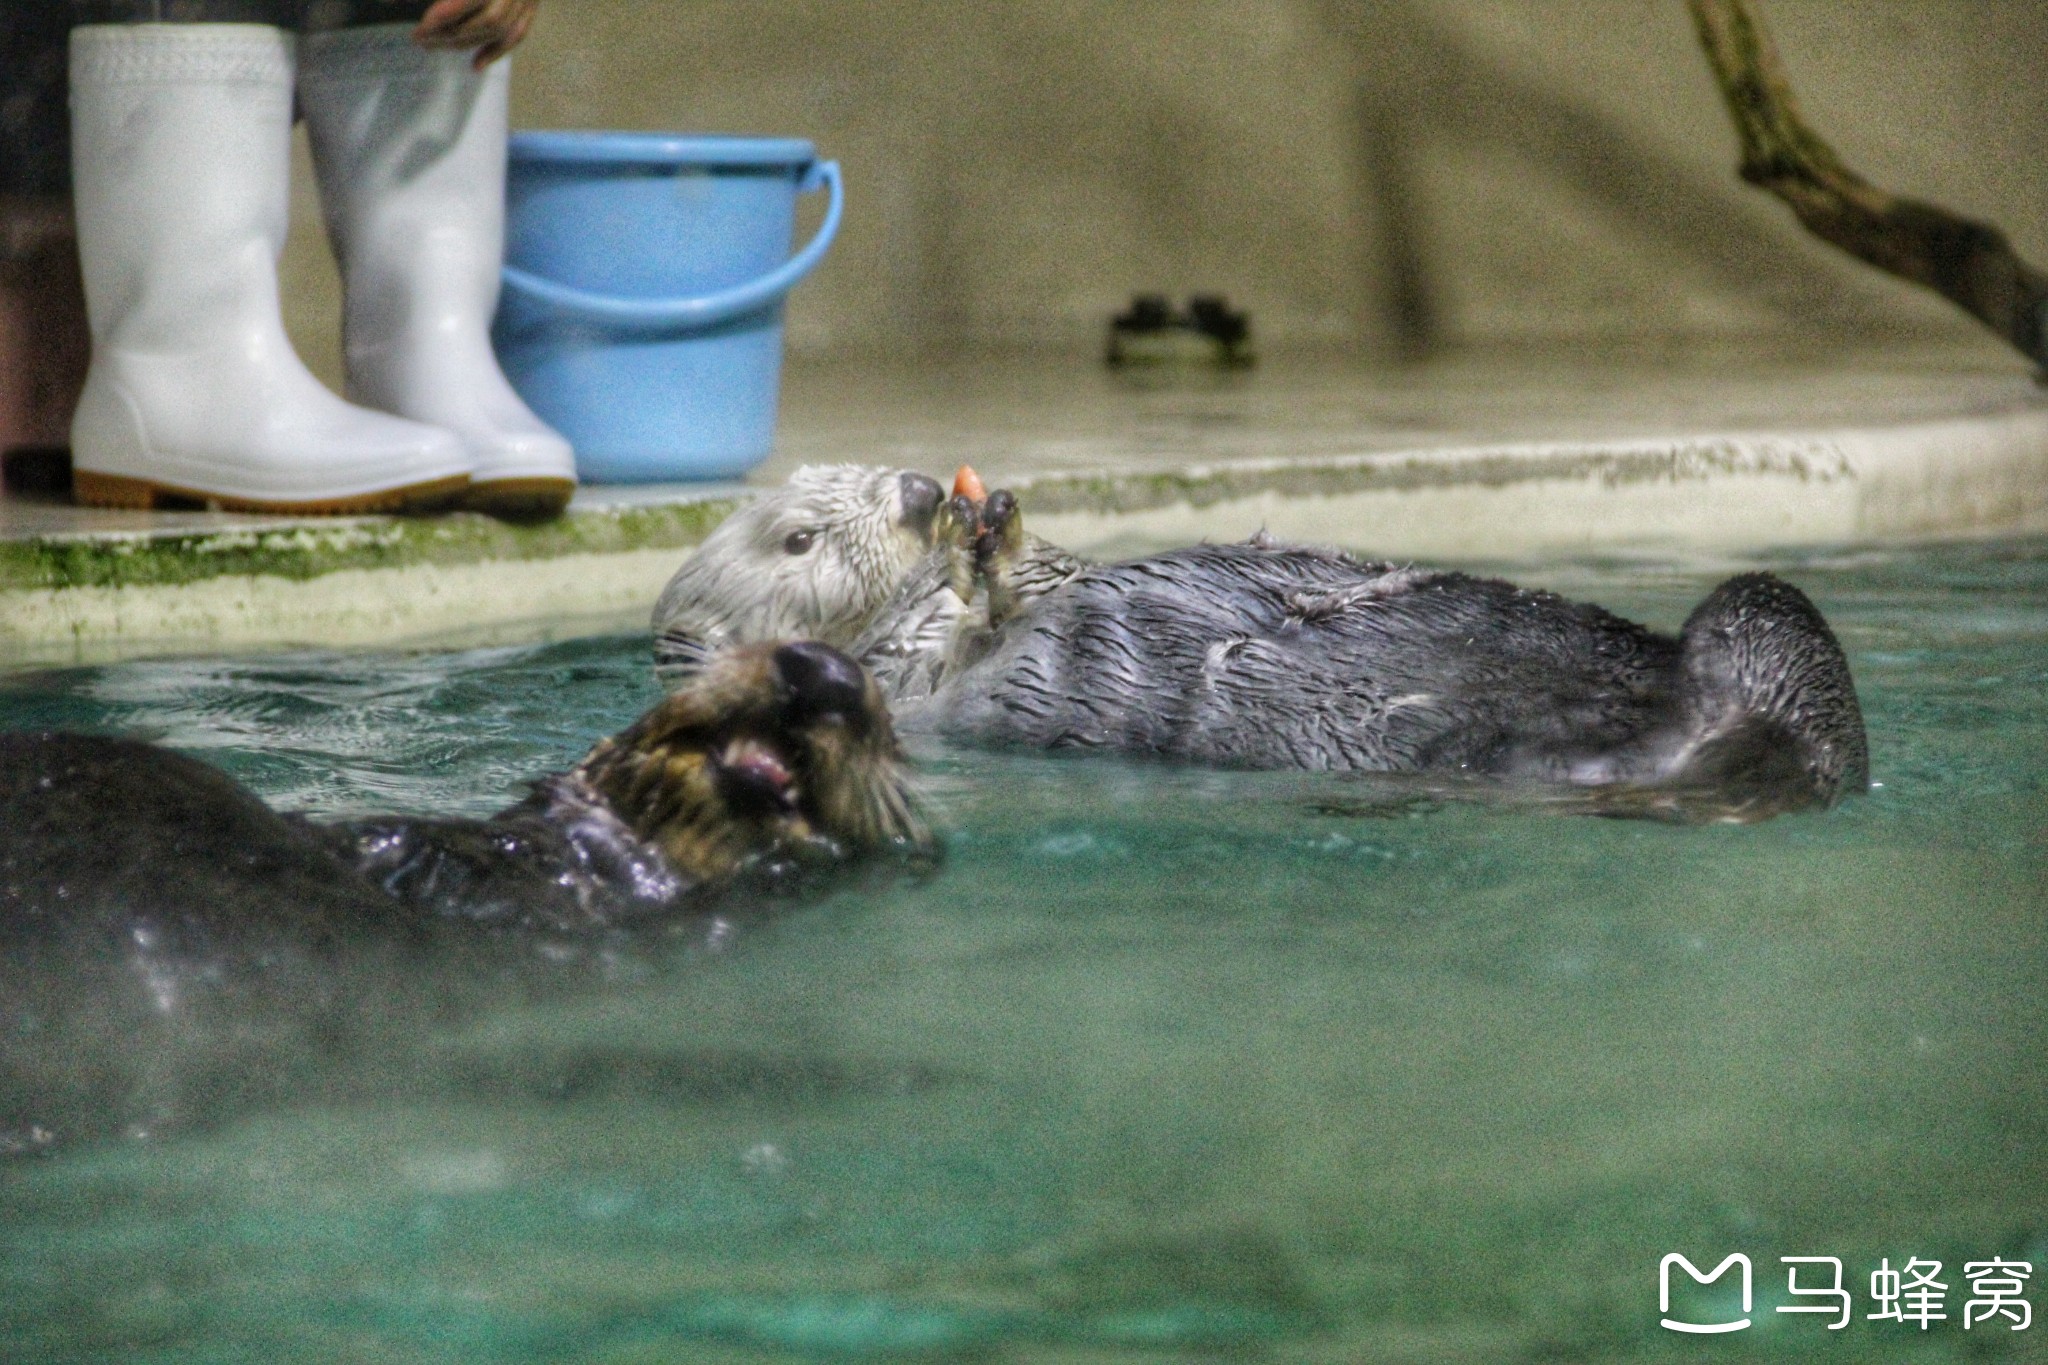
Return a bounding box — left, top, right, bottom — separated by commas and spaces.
460, 476, 577, 522
73, 470, 471, 516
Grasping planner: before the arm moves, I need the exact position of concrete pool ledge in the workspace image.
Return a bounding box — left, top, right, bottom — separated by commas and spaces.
0, 494, 745, 666
3, 351, 2045, 665
1018, 410, 2048, 561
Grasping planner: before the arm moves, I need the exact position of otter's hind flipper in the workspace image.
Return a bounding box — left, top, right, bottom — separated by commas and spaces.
1673, 572, 1868, 809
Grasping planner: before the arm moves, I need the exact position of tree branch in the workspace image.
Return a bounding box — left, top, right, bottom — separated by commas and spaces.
1688, 0, 2048, 371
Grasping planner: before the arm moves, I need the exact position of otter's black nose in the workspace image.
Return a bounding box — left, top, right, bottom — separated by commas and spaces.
897, 472, 944, 535
773, 641, 871, 728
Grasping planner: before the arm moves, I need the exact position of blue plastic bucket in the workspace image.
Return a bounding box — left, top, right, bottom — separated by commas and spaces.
492, 132, 843, 482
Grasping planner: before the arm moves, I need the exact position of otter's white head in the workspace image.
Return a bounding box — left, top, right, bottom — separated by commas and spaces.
652, 465, 945, 682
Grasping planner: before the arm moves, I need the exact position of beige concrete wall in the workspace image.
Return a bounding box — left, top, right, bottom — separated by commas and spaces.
279, 0, 2048, 378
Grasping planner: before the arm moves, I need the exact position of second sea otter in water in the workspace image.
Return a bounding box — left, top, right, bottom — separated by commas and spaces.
650, 466, 1869, 816
0, 641, 928, 1152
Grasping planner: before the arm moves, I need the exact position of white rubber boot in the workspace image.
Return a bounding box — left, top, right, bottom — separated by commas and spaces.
299, 26, 576, 520
67, 25, 471, 515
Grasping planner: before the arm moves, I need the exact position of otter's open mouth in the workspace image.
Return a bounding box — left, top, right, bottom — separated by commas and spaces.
713, 735, 802, 818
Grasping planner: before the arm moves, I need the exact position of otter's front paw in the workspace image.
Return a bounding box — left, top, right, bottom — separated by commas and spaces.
973, 488, 1031, 624
975, 489, 1022, 559
946, 466, 1042, 625
932, 491, 981, 601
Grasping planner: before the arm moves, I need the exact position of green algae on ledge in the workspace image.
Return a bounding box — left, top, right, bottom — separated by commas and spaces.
0, 498, 743, 593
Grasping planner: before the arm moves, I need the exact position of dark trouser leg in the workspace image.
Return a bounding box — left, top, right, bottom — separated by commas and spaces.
0, 208, 89, 460
0, 7, 88, 458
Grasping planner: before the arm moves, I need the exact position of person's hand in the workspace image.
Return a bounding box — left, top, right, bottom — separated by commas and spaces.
412, 0, 539, 70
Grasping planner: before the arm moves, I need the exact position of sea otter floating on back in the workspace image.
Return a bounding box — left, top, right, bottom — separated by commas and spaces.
651, 465, 1868, 818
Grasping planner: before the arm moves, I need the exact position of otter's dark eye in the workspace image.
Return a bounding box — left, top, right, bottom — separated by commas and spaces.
783, 529, 817, 555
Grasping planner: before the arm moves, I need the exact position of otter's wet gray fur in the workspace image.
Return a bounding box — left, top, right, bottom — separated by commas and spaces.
654, 472, 1868, 815
935, 539, 1861, 808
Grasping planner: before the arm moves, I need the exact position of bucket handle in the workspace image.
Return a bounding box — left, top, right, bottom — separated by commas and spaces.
499, 160, 843, 332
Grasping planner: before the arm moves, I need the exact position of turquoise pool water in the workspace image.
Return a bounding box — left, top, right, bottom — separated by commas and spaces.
2, 538, 2044, 1363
